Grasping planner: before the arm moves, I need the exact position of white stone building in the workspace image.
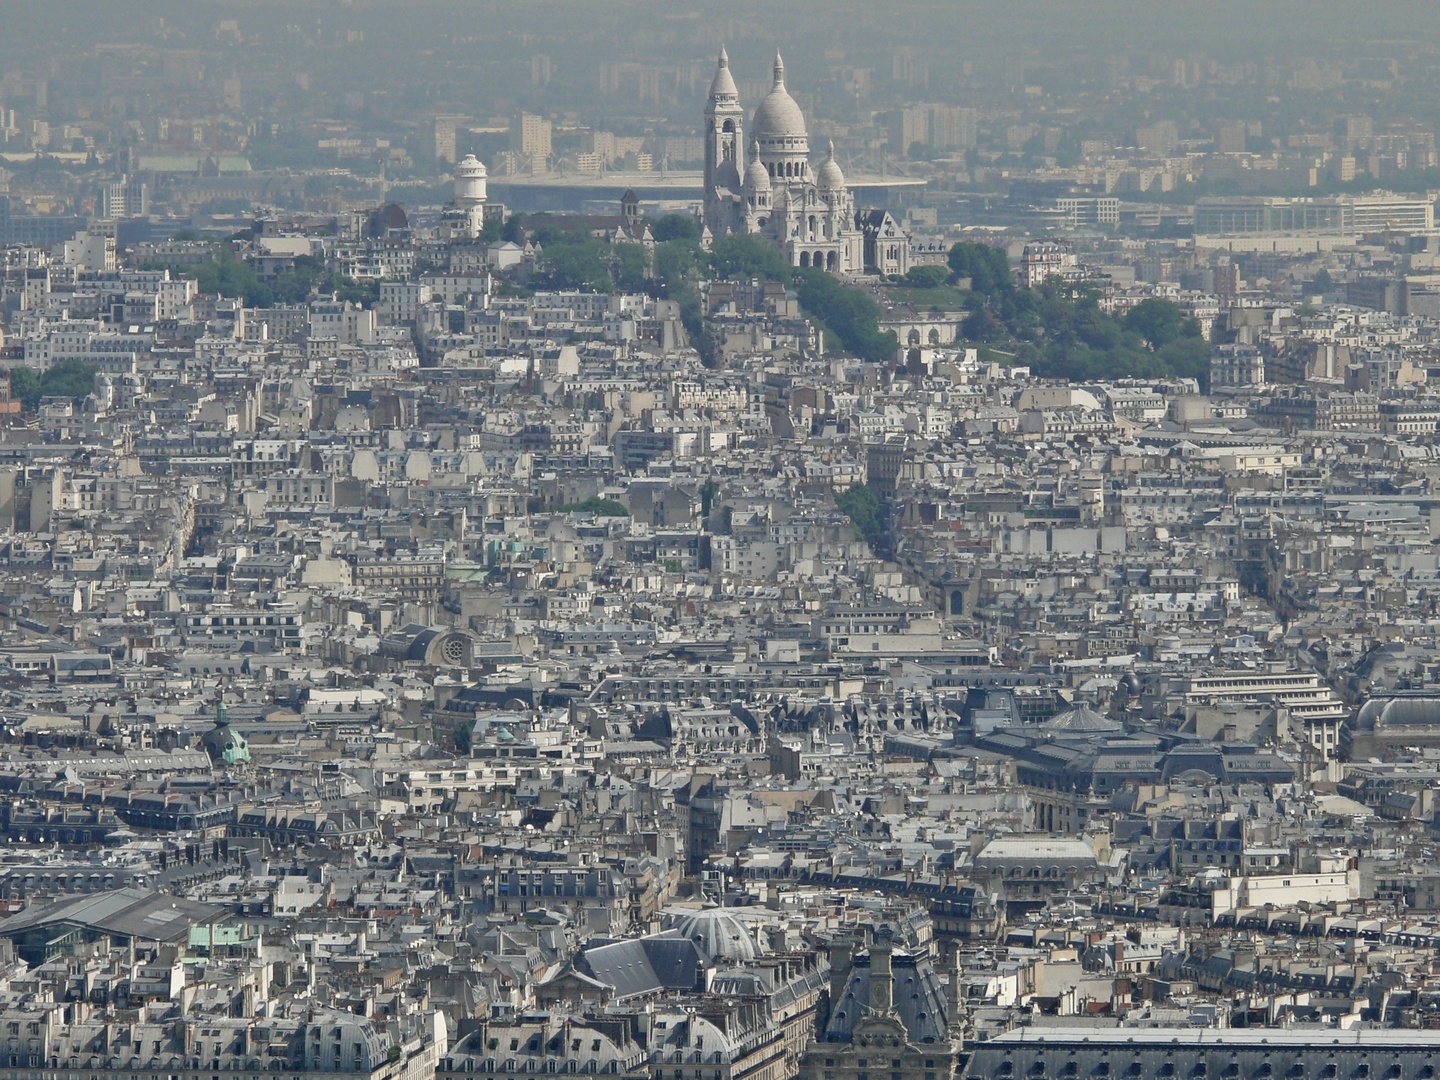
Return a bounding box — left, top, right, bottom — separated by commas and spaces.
703, 49, 867, 273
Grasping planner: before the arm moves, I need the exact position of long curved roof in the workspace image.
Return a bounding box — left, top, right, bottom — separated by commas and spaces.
1356, 695, 1440, 732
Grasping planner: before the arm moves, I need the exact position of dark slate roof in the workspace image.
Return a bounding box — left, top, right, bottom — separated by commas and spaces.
824, 950, 949, 1045
575, 932, 705, 999
0, 886, 226, 943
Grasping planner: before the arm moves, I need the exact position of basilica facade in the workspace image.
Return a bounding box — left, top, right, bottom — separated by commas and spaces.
703, 49, 867, 273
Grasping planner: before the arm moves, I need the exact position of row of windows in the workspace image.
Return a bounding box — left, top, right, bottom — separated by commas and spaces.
188, 616, 297, 627
443, 1060, 613, 1075
996, 1061, 1424, 1080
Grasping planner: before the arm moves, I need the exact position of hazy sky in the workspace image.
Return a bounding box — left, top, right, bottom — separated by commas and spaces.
6, 0, 1440, 62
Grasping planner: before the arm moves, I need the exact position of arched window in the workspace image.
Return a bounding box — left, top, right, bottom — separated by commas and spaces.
827, 252, 837, 271
800, 252, 811, 268
908, 330, 921, 346
722, 120, 734, 133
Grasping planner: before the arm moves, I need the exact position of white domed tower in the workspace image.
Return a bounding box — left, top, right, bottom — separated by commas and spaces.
816, 139, 845, 194
752, 54, 810, 184
703, 46, 746, 236
454, 153, 488, 239
741, 138, 772, 226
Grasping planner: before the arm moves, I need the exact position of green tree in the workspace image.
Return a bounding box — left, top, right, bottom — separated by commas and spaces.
903, 264, 949, 289
795, 268, 897, 363
328, 275, 380, 308
611, 244, 650, 291
710, 233, 791, 281
7, 360, 101, 411
654, 238, 702, 286
1124, 297, 1188, 350
526, 216, 596, 247
652, 214, 701, 243
453, 720, 473, 755
557, 496, 629, 516
540, 239, 613, 291
834, 483, 884, 546
947, 242, 1013, 295
41, 359, 100, 403
8, 368, 40, 411
958, 273, 1215, 387
1157, 336, 1212, 390
962, 308, 1006, 342
271, 255, 326, 305
184, 250, 273, 307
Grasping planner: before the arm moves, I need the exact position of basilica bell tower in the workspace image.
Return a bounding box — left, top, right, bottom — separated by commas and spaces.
704, 45, 745, 234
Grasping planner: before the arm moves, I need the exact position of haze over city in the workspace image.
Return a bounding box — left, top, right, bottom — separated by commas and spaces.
1, 6, 1440, 1080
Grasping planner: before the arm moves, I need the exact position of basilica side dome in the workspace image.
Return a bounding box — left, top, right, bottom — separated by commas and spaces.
817, 141, 846, 190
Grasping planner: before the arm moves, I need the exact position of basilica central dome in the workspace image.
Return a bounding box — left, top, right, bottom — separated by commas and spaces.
751, 53, 808, 141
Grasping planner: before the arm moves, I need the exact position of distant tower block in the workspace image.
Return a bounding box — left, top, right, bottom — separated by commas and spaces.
454, 153, 488, 239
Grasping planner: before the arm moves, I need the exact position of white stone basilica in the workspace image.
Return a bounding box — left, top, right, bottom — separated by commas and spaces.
703, 48, 865, 273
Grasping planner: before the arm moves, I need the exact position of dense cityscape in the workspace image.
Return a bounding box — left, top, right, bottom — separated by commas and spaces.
7, 2, 1440, 1079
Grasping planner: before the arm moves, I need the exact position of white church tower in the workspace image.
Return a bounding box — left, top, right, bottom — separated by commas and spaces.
703, 46, 745, 236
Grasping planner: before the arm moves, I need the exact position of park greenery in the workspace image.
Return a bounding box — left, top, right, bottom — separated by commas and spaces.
944, 241, 1210, 388
522, 225, 1205, 383
795, 268, 897, 363
154, 222, 1208, 388
162, 248, 381, 309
